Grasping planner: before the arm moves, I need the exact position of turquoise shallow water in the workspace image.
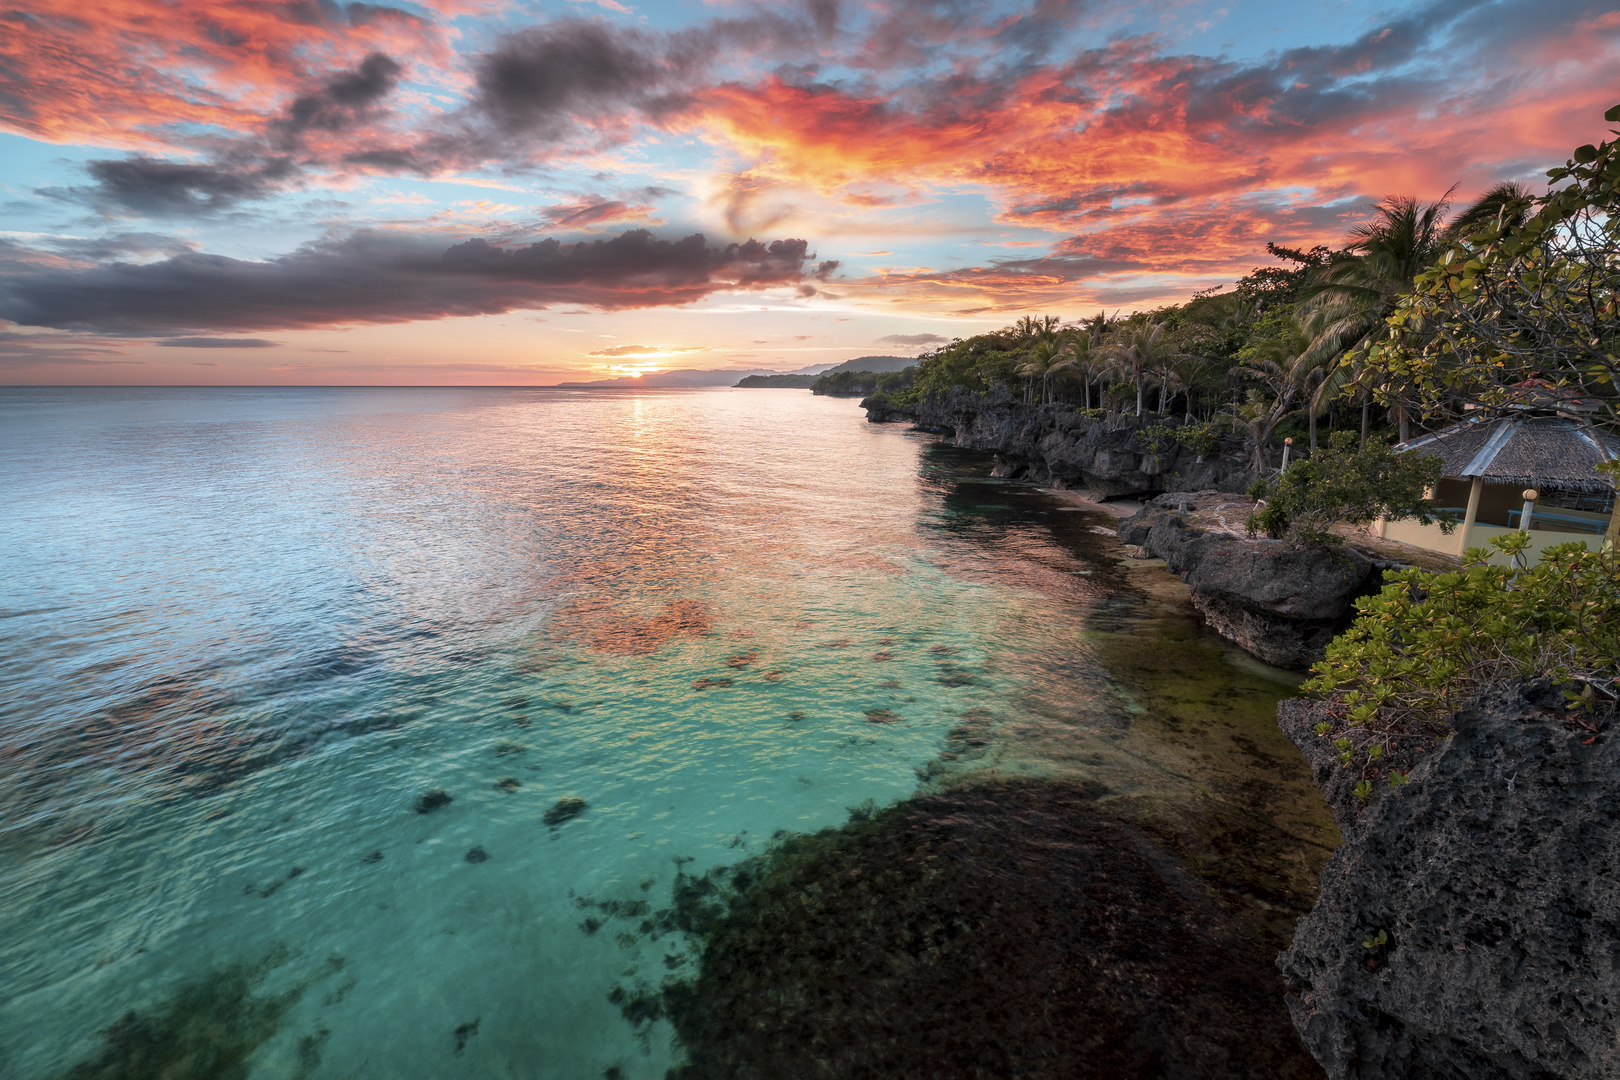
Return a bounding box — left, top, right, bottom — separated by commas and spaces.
0, 387, 1330, 1078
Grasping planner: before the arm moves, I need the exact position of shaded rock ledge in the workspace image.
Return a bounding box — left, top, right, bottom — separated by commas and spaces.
861, 385, 1260, 495
1117, 492, 1401, 670
1276, 682, 1619, 1079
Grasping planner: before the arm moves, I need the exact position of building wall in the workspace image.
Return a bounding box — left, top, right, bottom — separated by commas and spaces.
1378, 517, 1607, 564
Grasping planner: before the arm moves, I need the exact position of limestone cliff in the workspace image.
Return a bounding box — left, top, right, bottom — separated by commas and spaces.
861, 386, 1258, 496
1277, 682, 1619, 1079
1116, 493, 1393, 670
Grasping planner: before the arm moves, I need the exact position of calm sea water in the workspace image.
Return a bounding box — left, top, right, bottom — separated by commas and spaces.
0, 387, 1334, 1078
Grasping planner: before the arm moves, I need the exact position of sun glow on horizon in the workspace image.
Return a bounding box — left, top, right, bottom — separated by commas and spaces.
0, 0, 1613, 383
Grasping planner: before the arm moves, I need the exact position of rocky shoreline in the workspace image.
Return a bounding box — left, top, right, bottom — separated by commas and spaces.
1115, 492, 1403, 670
1276, 681, 1618, 1079
863, 389, 1396, 670
868, 389, 1617, 1080
863, 386, 1260, 495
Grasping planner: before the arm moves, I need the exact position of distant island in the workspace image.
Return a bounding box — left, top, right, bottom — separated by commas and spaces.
735, 355, 915, 390
558, 366, 829, 388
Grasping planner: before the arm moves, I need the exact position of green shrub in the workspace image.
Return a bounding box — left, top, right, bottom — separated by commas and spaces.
1174, 419, 1223, 458
1246, 432, 1448, 546
1306, 532, 1620, 786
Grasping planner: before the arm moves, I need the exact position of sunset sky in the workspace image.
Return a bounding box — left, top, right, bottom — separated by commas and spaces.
0, 0, 1615, 384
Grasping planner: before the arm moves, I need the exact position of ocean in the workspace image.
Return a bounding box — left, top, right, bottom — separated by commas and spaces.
0, 386, 1335, 1078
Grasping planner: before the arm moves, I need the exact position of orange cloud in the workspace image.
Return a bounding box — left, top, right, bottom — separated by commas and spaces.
0, 0, 449, 150
686, 12, 1620, 293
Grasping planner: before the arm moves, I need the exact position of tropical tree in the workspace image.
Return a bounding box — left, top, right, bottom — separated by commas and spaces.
1166, 352, 1228, 421
1043, 329, 1099, 406
1104, 320, 1177, 417
1299, 190, 1456, 441
1367, 109, 1620, 436
1225, 330, 1324, 469
1012, 314, 1062, 345
1442, 181, 1535, 243
1014, 336, 1065, 404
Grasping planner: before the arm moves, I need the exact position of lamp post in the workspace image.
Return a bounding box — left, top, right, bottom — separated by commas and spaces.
1281, 437, 1293, 472
1520, 489, 1538, 532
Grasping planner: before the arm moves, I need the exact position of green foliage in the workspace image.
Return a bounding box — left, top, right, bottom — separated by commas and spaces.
1236, 242, 1336, 311
1245, 432, 1448, 546
1367, 112, 1620, 430
1361, 929, 1389, 949
1175, 419, 1224, 458
907, 333, 1024, 399
1306, 532, 1620, 782
813, 366, 916, 398
1139, 420, 1223, 458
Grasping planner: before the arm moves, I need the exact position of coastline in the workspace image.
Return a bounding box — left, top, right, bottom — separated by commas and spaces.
611, 471, 1340, 1078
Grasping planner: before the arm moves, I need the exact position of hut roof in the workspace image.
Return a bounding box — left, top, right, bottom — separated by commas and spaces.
1397, 416, 1620, 494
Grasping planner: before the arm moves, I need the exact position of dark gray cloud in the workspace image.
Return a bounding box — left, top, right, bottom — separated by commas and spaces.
42, 233, 197, 262
877, 332, 947, 346
49, 157, 299, 217
474, 21, 684, 137
274, 52, 403, 141
457, 6, 841, 151
156, 337, 282, 348
0, 228, 822, 333
43, 51, 406, 216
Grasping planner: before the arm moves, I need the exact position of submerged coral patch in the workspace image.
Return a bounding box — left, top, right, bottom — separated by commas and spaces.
415, 789, 452, 814
55, 951, 303, 1080
572, 599, 712, 656
645, 781, 1320, 1080
544, 798, 588, 826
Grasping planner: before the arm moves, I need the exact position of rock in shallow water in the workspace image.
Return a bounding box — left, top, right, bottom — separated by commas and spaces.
1278, 682, 1619, 1079
415, 789, 453, 814
544, 797, 588, 826
1117, 495, 1389, 670
658, 780, 1321, 1080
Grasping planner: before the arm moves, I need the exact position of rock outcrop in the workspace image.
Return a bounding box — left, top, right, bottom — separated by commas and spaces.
1117, 493, 1391, 669
861, 386, 1258, 495
1277, 682, 1619, 1079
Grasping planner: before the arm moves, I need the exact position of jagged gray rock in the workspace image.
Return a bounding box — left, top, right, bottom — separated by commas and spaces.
1278, 683, 1620, 1080
1118, 494, 1386, 669
860, 386, 1258, 495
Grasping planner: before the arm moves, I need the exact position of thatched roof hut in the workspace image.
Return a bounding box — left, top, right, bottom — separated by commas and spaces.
1398, 415, 1619, 495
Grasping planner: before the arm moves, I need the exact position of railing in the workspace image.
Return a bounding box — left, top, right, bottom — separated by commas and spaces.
1505, 507, 1610, 534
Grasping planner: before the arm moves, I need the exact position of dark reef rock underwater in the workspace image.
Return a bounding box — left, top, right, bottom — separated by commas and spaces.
544, 797, 588, 826
415, 789, 453, 814
1278, 680, 1619, 1080
1118, 492, 1399, 670
659, 779, 1324, 1080
860, 385, 1260, 496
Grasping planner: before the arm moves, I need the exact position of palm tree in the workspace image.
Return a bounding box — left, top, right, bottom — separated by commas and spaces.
1444, 181, 1534, 243
1299, 189, 1456, 442
1043, 330, 1096, 405
1167, 352, 1226, 421
1013, 314, 1061, 345
1104, 320, 1177, 417
1227, 344, 1319, 470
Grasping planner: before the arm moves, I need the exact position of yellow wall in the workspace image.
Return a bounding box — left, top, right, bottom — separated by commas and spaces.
1377, 517, 1609, 564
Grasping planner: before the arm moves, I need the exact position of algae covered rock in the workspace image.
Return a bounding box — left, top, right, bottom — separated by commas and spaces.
415, 789, 453, 814
657, 780, 1321, 1080
1118, 495, 1386, 670
543, 797, 588, 826
1278, 682, 1620, 1079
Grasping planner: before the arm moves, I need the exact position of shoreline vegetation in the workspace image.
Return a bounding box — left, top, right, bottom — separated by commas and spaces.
834, 110, 1619, 1077
586, 482, 1340, 1080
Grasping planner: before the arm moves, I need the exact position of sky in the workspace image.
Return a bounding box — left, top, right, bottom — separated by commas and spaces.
0, 0, 1615, 385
